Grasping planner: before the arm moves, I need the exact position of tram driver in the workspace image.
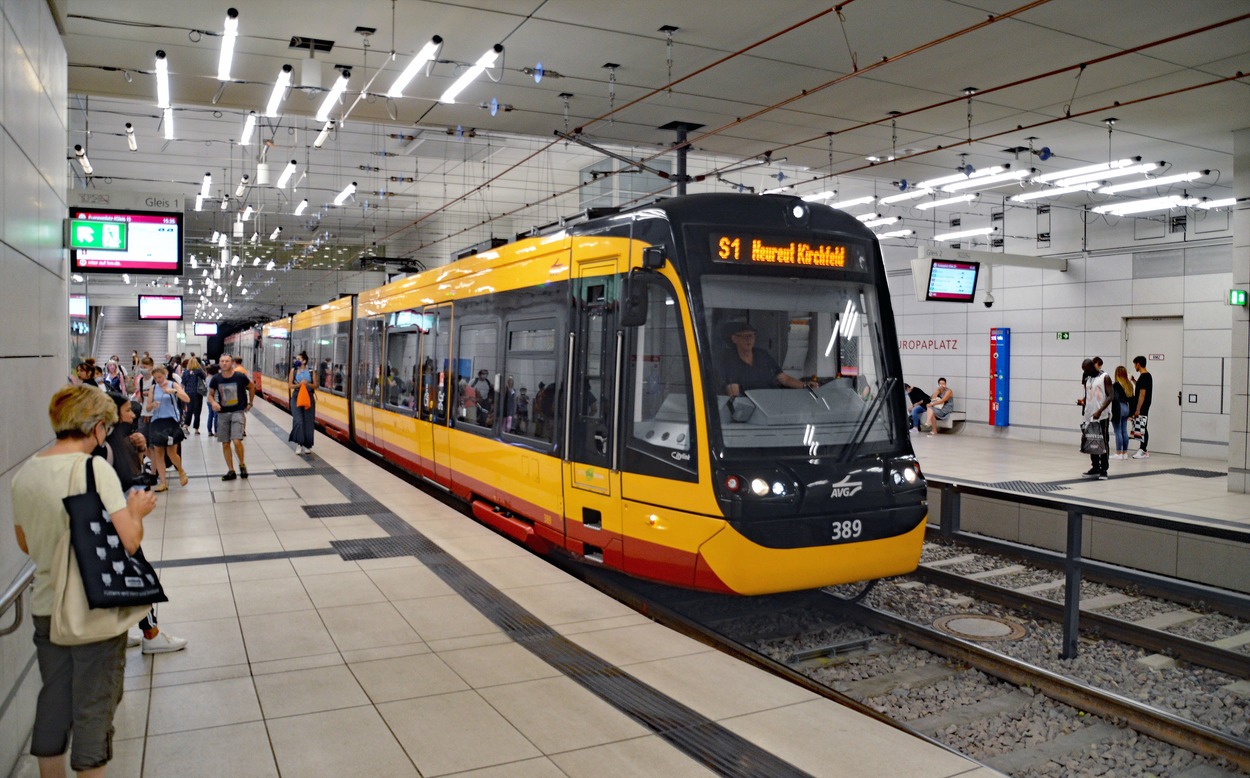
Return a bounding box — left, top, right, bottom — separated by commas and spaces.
720, 320, 819, 398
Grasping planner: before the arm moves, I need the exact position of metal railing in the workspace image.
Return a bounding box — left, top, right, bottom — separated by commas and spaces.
1, 561, 36, 637
930, 479, 1250, 659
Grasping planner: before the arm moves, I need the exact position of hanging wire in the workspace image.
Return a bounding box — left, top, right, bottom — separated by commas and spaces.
1063, 63, 1086, 118
835, 6, 858, 71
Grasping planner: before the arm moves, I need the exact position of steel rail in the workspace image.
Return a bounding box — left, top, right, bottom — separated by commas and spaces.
912, 563, 1250, 679
828, 598, 1250, 772
0, 560, 36, 637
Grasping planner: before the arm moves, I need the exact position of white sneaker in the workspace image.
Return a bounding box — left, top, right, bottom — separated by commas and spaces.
127, 628, 142, 648
141, 632, 188, 654
295, 445, 305, 455
1132, 449, 1149, 459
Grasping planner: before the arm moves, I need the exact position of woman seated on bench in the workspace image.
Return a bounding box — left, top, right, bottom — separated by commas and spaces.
923, 378, 954, 436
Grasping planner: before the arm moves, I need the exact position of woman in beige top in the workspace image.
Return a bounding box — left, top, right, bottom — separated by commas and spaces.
11, 385, 156, 777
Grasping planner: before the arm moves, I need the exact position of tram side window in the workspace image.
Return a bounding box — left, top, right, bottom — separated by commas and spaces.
262, 333, 288, 382
455, 322, 498, 429
355, 316, 385, 407
310, 324, 332, 390
623, 279, 696, 478
502, 322, 557, 444
384, 319, 422, 414
331, 321, 349, 395
419, 308, 451, 423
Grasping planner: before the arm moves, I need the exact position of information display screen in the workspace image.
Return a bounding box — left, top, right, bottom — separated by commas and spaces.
69, 294, 89, 318
137, 294, 183, 320
708, 232, 865, 271
193, 322, 219, 336
70, 209, 183, 275
925, 260, 980, 302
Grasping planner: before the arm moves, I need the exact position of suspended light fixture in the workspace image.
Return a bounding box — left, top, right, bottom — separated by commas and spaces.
942, 168, 1031, 192
934, 226, 996, 242
241, 205, 254, 220
194, 195, 203, 211
252, 257, 260, 266
1097, 171, 1206, 195
333, 182, 357, 206
124, 123, 137, 151
217, 8, 239, 81
265, 260, 275, 271
855, 213, 883, 222
827, 195, 878, 209
1009, 183, 1100, 202
294, 199, 309, 215
1034, 158, 1137, 184
189, 256, 198, 269
800, 190, 835, 202
220, 195, 229, 211
1092, 195, 1198, 216
217, 233, 228, 248
250, 232, 259, 244
315, 68, 351, 122
439, 45, 502, 104
73, 145, 93, 175
265, 64, 294, 117
915, 194, 976, 210
210, 231, 220, 243
915, 166, 1005, 191
387, 36, 443, 97
235, 174, 250, 198
199, 173, 212, 200
1197, 197, 1237, 209
275, 159, 297, 189
1057, 162, 1160, 188
122, 273, 130, 284
269, 227, 282, 240
239, 111, 257, 145
313, 120, 334, 149
163, 107, 174, 139
878, 229, 914, 239
880, 188, 932, 205
154, 50, 170, 108
863, 216, 901, 228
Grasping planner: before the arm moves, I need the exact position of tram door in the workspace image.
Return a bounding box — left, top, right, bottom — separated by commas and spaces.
563, 256, 624, 566
421, 305, 454, 484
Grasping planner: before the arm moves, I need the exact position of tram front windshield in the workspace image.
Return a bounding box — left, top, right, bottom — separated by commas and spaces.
702, 275, 898, 458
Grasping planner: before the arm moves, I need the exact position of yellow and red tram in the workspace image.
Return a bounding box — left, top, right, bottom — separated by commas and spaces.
251, 193, 927, 595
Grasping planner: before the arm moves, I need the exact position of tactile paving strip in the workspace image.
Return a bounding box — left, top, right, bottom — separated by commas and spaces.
986, 480, 1069, 494
254, 409, 813, 776
1166, 468, 1226, 479
302, 501, 388, 518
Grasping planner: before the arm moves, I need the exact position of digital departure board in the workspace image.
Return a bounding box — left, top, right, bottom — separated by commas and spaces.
70, 208, 183, 276
709, 233, 860, 270
925, 260, 980, 302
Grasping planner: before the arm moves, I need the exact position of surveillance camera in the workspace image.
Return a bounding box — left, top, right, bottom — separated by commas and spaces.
983, 292, 995, 308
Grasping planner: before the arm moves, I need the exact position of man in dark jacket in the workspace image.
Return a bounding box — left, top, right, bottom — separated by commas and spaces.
905, 383, 930, 430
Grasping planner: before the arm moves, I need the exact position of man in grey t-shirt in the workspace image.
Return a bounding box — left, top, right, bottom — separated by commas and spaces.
208, 354, 255, 481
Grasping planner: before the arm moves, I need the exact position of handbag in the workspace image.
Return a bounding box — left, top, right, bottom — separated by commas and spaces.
149, 416, 185, 447
1080, 421, 1108, 455
296, 382, 312, 409
51, 457, 162, 646
196, 375, 208, 396
1130, 414, 1148, 439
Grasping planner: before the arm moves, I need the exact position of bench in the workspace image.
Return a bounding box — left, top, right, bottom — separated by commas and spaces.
936, 410, 967, 432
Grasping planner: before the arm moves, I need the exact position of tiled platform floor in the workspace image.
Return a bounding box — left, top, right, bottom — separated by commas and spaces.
11, 402, 999, 778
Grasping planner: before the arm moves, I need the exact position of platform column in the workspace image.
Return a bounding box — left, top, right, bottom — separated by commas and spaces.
1230, 128, 1250, 494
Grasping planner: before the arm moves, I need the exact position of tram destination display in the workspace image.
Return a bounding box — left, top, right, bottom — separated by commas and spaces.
193, 321, 219, 336
137, 294, 183, 321
925, 259, 981, 302
709, 232, 865, 270
69, 208, 184, 276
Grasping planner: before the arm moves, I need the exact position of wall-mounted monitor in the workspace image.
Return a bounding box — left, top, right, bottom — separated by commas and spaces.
137, 294, 183, 321
193, 322, 219, 336
69, 294, 89, 318
925, 259, 981, 303
69, 208, 184, 276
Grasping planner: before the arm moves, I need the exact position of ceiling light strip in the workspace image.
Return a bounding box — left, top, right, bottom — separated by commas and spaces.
934, 226, 996, 241
217, 8, 239, 81
1097, 171, 1204, 195
1056, 162, 1159, 188
439, 45, 503, 104
1009, 183, 1099, 202
915, 194, 975, 210
315, 69, 351, 122
387, 36, 443, 98
942, 168, 1030, 192
265, 65, 293, 118
1092, 195, 1198, 215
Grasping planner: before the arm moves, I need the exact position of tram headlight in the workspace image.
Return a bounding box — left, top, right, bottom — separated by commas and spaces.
750, 478, 770, 496
888, 459, 924, 491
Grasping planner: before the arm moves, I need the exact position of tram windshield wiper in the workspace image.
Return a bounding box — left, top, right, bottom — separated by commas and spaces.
841, 376, 896, 463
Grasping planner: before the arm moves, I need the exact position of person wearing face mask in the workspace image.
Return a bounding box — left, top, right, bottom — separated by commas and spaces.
287, 351, 316, 455
132, 357, 156, 441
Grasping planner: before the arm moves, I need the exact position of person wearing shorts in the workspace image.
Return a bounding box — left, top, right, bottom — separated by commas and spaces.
208, 354, 255, 481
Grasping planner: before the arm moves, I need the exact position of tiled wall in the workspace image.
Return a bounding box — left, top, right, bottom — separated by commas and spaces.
886, 194, 1237, 461
0, 0, 66, 773
1230, 129, 1250, 492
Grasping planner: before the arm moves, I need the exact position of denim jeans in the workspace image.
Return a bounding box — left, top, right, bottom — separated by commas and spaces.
1112, 415, 1129, 452
910, 405, 926, 429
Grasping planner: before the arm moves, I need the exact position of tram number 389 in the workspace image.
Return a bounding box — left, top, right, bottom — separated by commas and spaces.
832, 519, 863, 541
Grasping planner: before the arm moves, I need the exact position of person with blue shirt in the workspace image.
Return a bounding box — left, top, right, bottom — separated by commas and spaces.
144, 365, 189, 491
288, 351, 316, 455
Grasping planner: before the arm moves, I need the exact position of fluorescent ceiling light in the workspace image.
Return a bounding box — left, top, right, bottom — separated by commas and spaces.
863, 216, 900, 228
1057, 162, 1159, 188
294, 199, 309, 216
934, 226, 996, 241
855, 212, 882, 222
241, 205, 254, 220
163, 108, 174, 139
265, 65, 293, 118
199, 173, 212, 199
194, 194, 203, 211
210, 231, 220, 243
1093, 196, 1198, 216
827, 195, 877, 209
1034, 158, 1137, 183
275, 160, 297, 189
220, 196, 229, 211
801, 190, 834, 202
239, 111, 257, 145
942, 169, 1030, 192
1010, 183, 1099, 202
878, 229, 914, 239
313, 120, 334, 149
1197, 197, 1237, 209
880, 188, 932, 205
217, 233, 228, 248
333, 182, 357, 206
235, 174, 249, 197
124, 123, 137, 151
439, 45, 502, 104
386, 36, 443, 98
154, 50, 169, 108
73, 145, 93, 175
122, 273, 130, 284
315, 69, 351, 122
270, 227, 282, 240
915, 194, 976, 210
760, 186, 793, 195
217, 8, 238, 81
1097, 171, 1204, 195
916, 166, 1005, 191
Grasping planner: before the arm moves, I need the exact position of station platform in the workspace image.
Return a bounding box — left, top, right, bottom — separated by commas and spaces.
13, 401, 999, 778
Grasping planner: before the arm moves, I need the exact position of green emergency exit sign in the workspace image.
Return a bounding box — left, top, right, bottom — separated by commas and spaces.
1056, 332, 1070, 340
1231, 289, 1248, 307
69, 219, 127, 251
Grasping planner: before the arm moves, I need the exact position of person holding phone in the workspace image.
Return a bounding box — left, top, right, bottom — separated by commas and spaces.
145, 365, 189, 492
